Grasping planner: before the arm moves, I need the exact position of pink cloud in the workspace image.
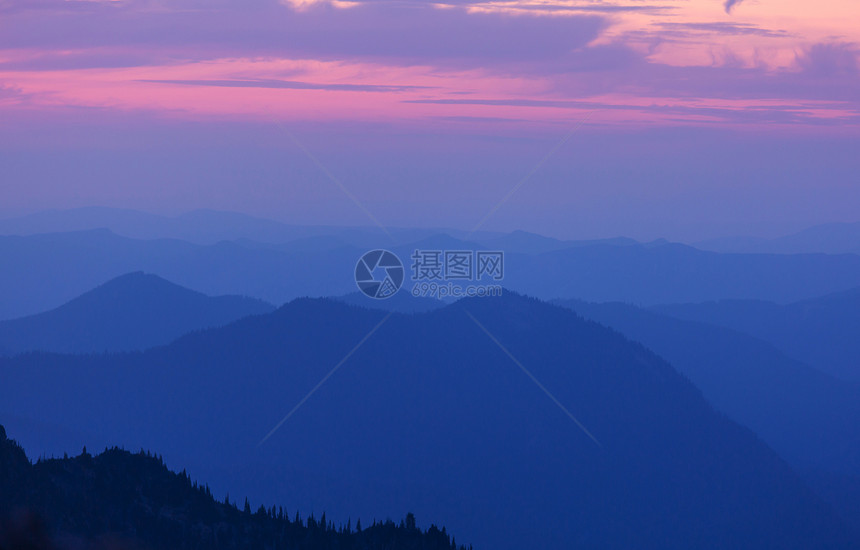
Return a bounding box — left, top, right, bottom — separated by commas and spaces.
0, 0, 857, 132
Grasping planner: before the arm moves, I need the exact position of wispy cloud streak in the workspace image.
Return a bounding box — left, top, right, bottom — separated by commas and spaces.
139, 78, 434, 93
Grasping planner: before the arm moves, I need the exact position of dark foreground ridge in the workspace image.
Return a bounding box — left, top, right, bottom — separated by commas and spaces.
0, 425, 468, 550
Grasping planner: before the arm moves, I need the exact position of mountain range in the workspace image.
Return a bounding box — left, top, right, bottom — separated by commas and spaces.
0, 207, 486, 248
4, 208, 859, 256
1, 293, 854, 549
5, 228, 860, 320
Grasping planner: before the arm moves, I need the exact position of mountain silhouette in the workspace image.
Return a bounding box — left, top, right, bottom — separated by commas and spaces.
0, 272, 273, 355
6, 228, 860, 319
697, 222, 860, 255
0, 424, 467, 550
0, 293, 853, 549
0, 207, 491, 249
652, 287, 860, 382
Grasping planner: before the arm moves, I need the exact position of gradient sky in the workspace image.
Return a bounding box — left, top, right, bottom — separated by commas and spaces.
1, 0, 858, 240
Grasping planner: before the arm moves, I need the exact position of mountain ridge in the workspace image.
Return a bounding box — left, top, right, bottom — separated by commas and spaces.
6, 228, 860, 319
1, 293, 853, 549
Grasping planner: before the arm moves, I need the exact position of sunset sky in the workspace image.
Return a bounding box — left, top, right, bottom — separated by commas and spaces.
1, 0, 858, 240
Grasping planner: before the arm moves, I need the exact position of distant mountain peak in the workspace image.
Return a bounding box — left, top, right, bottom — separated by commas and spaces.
90, 270, 196, 292
0, 273, 274, 355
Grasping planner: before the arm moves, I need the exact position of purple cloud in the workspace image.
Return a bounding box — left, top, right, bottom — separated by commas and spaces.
797, 43, 859, 78
658, 22, 789, 38
0, 0, 606, 69
724, 0, 745, 14
0, 84, 30, 104
2, 0, 858, 132
407, 97, 859, 126
137, 79, 434, 93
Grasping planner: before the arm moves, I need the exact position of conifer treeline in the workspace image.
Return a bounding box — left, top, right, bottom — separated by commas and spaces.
0, 426, 471, 550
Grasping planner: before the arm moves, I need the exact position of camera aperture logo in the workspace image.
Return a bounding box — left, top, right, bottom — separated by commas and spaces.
355, 250, 405, 299
354, 249, 504, 299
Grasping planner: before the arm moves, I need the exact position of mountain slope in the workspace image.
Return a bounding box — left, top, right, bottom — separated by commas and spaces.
0, 294, 853, 549
555, 299, 860, 477
651, 287, 860, 382
0, 425, 466, 550
0, 272, 274, 355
